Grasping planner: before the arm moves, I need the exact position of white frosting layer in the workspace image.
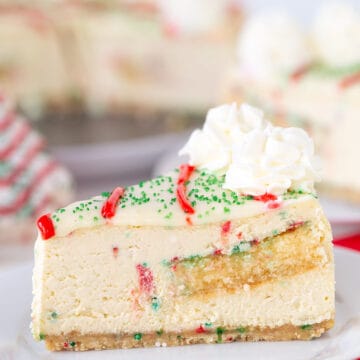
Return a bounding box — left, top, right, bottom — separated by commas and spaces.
179, 103, 321, 196
314, 2, 360, 67
238, 13, 312, 80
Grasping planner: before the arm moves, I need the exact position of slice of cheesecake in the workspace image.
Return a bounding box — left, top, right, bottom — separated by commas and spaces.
31, 103, 334, 351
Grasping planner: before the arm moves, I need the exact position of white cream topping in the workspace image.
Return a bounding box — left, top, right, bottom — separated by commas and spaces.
179, 103, 321, 196
237, 13, 313, 80
314, 2, 360, 67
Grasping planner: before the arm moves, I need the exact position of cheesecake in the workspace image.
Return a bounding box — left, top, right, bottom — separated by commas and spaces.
226, 3, 360, 203
31, 103, 334, 351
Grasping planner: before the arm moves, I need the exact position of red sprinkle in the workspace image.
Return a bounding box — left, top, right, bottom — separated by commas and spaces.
214, 249, 222, 255
290, 64, 311, 82
136, 264, 154, 295
112, 246, 119, 258
37, 213, 55, 240
226, 336, 234, 342
186, 216, 193, 226
237, 232, 243, 239
63, 342, 68, 348
221, 220, 231, 236
267, 201, 281, 209
176, 164, 195, 215
101, 187, 125, 219
338, 72, 360, 89
195, 325, 206, 334
288, 220, 304, 231
253, 193, 277, 203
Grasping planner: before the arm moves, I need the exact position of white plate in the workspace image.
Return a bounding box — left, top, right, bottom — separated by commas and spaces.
0, 248, 359, 360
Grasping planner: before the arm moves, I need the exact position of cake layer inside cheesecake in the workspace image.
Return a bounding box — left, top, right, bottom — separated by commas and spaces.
171, 222, 330, 297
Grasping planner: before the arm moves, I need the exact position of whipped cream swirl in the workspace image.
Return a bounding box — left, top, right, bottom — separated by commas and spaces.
179, 103, 321, 196
238, 13, 313, 80
313, 2, 360, 67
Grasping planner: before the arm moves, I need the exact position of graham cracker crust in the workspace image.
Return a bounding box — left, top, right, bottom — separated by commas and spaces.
44, 319, 334, 351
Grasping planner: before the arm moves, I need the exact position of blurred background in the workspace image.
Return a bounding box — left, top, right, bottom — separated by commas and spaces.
1, 0, 360, 265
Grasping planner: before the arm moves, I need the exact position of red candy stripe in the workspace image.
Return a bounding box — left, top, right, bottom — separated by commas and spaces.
0, 110, 14, 131
176, 164, 195, 215
101, 187, 125, 219
0, 161, 57, 215
0, 122, 30, 159
253, 193, 277, 202
339, 72, 360, 89
0, 138, 44, 186
37, 213, 55, 240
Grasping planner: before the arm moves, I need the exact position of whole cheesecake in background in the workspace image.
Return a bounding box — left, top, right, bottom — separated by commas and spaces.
225, 2, 360, 203
0, 96, 73, 243
31, 103, 334, 351
0, 0, 242, 118
68, 0, 241, 116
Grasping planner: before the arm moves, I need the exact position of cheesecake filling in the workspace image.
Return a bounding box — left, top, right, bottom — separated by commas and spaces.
32, 198, 333, 341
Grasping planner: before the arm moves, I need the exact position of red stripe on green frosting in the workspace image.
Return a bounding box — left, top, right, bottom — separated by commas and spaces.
176, 164, 195, 215
253, 193, 277, 202
37, 213, 55, 240
101, 186, 125, 219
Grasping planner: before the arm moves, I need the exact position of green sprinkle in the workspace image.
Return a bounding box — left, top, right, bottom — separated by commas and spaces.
156, 329, 163, 336
204, 322, 213, 328
300, 324, 312, 330
151, 297, 160, 311
134, 333, 142, 340
101, 191, 110, 198
237, 326, 247, 334
39, 333, 46, 341
224, 207, 230, 213
93, 216, 99, 221
70, 341, 76, 347
142, 262, 148, 267
216, 327, 224, 343
50, 311, 58, 320
232, 242, 251, 254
